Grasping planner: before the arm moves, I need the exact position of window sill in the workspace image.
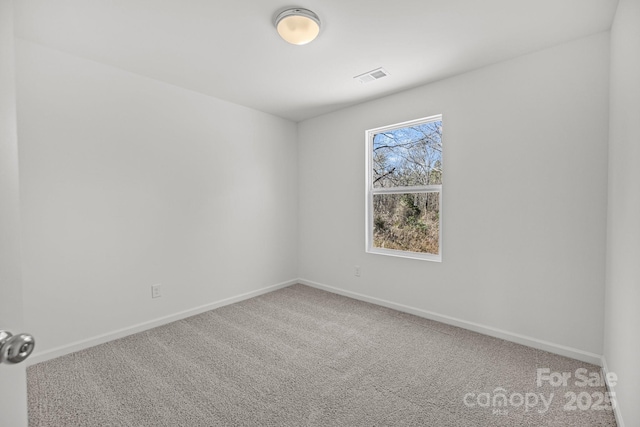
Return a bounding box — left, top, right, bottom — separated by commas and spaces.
367, 247, 442, 262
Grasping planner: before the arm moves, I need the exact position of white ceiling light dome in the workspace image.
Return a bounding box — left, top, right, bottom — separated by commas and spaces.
274, 8, 321, 45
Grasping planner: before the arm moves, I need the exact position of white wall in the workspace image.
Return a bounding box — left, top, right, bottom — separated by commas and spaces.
604, 0, 640, 425
299, 33, 610, 358
15, 40, 299, 356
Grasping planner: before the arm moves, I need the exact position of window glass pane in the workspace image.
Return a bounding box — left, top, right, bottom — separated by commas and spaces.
372, 120, 442, 188
372, 192, 440, 255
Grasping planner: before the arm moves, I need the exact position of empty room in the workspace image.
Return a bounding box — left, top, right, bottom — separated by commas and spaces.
1, 0, 638, 426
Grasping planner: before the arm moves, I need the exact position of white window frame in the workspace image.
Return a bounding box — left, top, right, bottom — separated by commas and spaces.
365, 115, 443, 262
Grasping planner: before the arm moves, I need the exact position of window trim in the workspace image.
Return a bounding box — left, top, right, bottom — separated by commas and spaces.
365, 115, 443, 262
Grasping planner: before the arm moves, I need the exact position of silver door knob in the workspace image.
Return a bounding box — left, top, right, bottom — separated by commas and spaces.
0, 330, 35, 364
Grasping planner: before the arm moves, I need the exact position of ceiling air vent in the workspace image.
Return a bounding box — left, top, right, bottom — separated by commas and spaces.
354, 67, 389, 84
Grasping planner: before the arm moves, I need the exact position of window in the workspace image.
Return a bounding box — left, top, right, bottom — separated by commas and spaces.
366, 115, 443, 261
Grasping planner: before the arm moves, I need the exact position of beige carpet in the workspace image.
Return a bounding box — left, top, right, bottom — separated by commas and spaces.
28, 284, 616, 426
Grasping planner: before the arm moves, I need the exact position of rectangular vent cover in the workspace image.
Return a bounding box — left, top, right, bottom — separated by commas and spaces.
354, 67, 389, 84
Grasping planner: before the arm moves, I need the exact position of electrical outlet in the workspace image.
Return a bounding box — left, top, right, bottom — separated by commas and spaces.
151, 284, 162, 298
355, 266, 361, 277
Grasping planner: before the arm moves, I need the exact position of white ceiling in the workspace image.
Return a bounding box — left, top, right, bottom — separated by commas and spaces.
14, 0, 618, 122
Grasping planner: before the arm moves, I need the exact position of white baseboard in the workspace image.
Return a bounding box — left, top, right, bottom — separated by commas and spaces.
26, 279, 298, 366
298, 278, 603, 366
601, 356, 625, 427
28, 276, 604, 369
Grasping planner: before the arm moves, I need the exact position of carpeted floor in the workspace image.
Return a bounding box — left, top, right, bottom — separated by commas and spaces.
28, 284, 617, 426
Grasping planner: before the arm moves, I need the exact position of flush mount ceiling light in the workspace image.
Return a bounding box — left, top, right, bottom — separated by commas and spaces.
274, 8, 321, 45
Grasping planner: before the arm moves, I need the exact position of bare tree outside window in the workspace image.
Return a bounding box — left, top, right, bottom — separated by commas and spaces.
367, 116, 442, 260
